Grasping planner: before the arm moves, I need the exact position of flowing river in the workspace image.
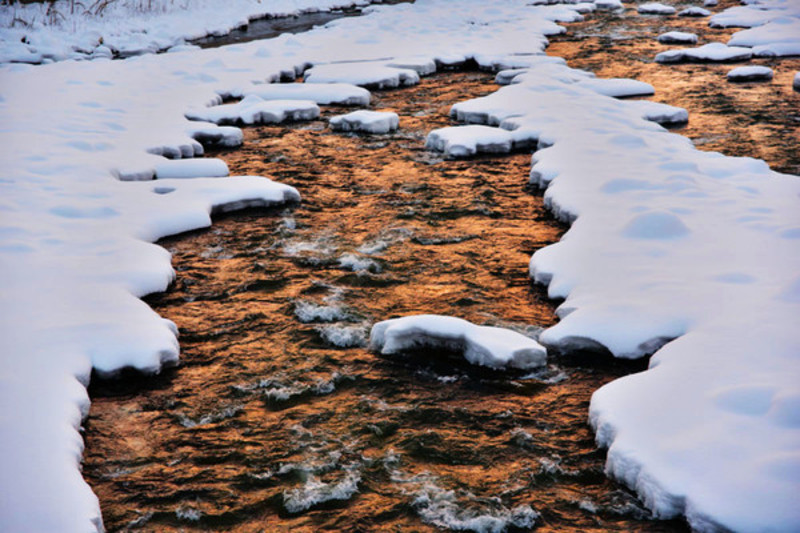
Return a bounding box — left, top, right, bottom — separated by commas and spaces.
82, 2, 799, 532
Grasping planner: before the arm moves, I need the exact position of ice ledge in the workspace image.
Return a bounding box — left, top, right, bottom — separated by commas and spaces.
369, 314, 547, 370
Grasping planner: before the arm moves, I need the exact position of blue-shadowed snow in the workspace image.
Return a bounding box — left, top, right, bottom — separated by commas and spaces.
726, 65, 774, 82
330, 110, 400, 133
369, 315, 548, 370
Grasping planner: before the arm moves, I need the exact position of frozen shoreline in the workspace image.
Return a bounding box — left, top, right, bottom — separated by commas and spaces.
0, 0, 798, 531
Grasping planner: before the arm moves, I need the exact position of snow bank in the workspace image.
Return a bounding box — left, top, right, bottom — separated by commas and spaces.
657, 31, 698, 45
330, 110, 399, 133
726, 65, 773, 82
439, 46, 799, 531
369, 315, 548, 370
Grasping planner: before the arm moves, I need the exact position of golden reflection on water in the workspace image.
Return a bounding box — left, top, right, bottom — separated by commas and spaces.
83, 71, 688, 531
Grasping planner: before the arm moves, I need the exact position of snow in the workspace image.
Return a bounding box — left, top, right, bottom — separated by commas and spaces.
154, 158, 229, 179
727, 65, 774, 82
795, 72, 800, 91
678, 6, 711, 17
426, 125, 515, 158
330, 110, 400, 133
578, 78, 655, 98
185, 96, 321, 125
1, 0, 798, 531
657, 31, 698, 45
440, 53, 799, 531
0, 0, 379, 65
369, 315, 548, 370
237, 82, 372, 106
655, 42, 753, 63
637, 3, 677, 15
625, 100, 689, 126
305, 61, 421, 89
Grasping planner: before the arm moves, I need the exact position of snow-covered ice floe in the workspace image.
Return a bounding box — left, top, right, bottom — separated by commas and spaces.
1, 0, 798, 531
726, 65, 774, 82
656, 31, 698, 45
655, 42, 753, 63
185, 95, 321, 125
637, 3, 676, 15
369, 315, 548, 370
426, 125, 515, 158
330, 110, 400, 133
678, 6, 711, 17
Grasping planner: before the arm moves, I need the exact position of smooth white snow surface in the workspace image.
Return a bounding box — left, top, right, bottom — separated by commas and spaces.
657, 31, 698, 45
330, 110, 399, 133
1, 0, 798, 532
726, 65, 774, 81
437, 46, 799, 532
369, 315, 548, 370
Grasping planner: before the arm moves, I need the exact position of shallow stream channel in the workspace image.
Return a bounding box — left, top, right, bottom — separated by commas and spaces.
83, 2, 799, 532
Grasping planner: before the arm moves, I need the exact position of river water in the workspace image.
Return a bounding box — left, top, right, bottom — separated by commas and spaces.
83, 3, 798, 532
